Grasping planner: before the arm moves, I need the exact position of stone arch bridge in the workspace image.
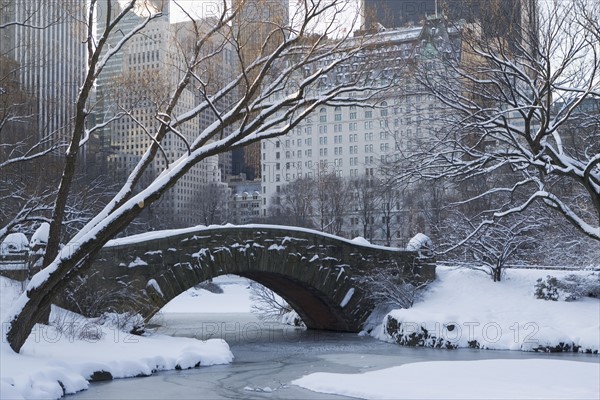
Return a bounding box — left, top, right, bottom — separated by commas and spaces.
68, 225, 436, 332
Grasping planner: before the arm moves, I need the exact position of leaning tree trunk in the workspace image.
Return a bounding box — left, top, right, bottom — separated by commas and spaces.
6, 204, 141, 352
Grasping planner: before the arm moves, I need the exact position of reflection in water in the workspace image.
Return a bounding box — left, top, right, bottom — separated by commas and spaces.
71, 313, 599, 400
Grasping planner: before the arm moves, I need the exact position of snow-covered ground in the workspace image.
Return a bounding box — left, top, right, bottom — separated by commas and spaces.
159, 275, 253, 314
293, 359, 600, 399
370, 266, 600, 352
2, 267, 599, 400
294, 266, 599, 399
0, 277, 234, 400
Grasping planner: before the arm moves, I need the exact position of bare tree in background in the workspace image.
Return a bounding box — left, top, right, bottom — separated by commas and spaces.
457, 215, 540, 282
269, 176, 315, 229
394, 0, 600, 245
249, 282, 294, 321
2, 0, 389, 353
197, 182, 230, 226
350, 176, 380, 241
314, 170, 351, 235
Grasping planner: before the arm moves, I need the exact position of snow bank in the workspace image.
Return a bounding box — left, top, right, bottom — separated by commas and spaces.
159, 275, 253, 314
0, 278, 233, 400
373, 267, 600, 352
293, 359, 600, 399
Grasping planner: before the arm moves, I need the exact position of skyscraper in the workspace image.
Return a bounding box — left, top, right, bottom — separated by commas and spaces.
1, 1, 86, 147
231, 0, 289, 180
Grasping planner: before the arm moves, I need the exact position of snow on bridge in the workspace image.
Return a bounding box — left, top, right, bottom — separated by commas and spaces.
35, 225, 437, 332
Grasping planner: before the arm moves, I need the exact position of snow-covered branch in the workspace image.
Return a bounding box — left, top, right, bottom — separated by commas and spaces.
391, 0, 600, 242
3, 0, 388, 354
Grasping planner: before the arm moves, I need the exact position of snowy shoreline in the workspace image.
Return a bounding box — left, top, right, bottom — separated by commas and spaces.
2, 267, 599, 399
370, 267, 600, 353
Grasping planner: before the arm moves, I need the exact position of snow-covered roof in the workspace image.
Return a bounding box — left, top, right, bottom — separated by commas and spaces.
1, 233, 29, 255
30, 223, 50, 248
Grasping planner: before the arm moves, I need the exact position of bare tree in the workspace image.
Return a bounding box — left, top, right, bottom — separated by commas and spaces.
396, 0, 600, 244
350, 176, 380, 241
314, 170, 351, 235
0, 48, 59, 241
249, 282, 294, 321
197, 182, 230, 226
361, 264, 430, 309
459, 216, 540, 282
269, 176, 315, 229
3, 0, 388, 353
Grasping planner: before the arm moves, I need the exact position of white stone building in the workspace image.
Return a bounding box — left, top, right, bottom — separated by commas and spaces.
261, 18, 457, 244
0, 1, 86, 146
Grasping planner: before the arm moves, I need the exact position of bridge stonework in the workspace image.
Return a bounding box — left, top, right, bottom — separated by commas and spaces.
69, 225, 436, 333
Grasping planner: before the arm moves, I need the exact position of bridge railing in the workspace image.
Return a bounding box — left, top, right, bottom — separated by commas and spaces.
0, 253, 28, 270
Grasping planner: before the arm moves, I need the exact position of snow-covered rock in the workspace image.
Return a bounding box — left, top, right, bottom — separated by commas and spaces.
406, 233, 433, 257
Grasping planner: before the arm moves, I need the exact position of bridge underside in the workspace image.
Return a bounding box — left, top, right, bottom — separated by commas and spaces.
240, 271, 354, 331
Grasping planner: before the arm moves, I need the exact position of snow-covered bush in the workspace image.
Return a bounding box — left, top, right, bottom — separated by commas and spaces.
280, 310, 305, 328
63, 272, 148, 317
96, 312, 146, 335
535, 274, 600, 301
361, 264, 431, 309
50, 307, 103, 341
51, 307, 146, 341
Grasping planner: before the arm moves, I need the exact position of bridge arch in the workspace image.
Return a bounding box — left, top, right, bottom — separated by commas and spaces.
75, 225, 435, 332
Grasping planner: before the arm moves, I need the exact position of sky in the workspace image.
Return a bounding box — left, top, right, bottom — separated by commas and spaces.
169, 0, 362, 34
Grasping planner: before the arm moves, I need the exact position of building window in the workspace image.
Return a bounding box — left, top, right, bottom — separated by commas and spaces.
380, 101, 388, 116
319, 107, 327, 123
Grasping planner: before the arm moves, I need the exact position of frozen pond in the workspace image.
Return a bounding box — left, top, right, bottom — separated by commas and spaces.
70, 312, 599, 399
